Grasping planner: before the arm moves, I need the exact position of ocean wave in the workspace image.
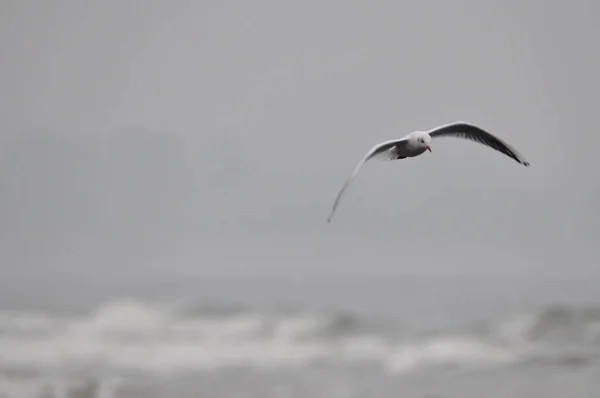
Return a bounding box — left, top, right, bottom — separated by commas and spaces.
2, 298, 600, 381
497, 304, 600, 345
385, 336, 518, 373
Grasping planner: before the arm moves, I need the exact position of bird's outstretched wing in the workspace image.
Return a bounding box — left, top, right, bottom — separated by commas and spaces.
327, 138, 408, 223
428, 121, 530, 166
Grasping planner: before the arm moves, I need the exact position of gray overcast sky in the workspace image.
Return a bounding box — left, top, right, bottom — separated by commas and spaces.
1, 1, 599, 292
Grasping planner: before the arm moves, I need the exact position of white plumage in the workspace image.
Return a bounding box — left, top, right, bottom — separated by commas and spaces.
327, 121, 530, 223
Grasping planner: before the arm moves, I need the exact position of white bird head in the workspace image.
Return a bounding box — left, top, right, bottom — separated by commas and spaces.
414, 132, 432, 152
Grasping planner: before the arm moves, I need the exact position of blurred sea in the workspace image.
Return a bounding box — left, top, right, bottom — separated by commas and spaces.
2, 276, 600, 398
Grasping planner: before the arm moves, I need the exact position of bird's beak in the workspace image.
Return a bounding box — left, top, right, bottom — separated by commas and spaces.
426, 145, 432, 152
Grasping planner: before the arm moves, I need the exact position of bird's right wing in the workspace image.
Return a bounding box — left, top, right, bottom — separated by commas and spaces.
327, 138, 408, 223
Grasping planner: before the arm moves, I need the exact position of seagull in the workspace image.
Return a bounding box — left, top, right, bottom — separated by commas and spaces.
326, 121, 530, 223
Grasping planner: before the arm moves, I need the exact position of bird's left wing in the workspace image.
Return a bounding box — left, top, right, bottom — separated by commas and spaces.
327, 138, 408, 223
428, 121, 530, 166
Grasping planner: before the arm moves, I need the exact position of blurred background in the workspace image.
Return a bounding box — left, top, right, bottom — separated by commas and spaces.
1, 1, 600, 397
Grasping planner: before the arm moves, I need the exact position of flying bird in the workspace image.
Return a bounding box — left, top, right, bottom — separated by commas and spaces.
326, 121, 530, 223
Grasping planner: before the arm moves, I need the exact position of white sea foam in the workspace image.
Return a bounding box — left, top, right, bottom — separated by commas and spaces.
385, 337, 518, 374
2, 299, 600, 397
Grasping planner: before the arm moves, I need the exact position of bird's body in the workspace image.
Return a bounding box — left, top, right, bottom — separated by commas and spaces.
326, 121, 530, 223
391, 131, 431, 159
